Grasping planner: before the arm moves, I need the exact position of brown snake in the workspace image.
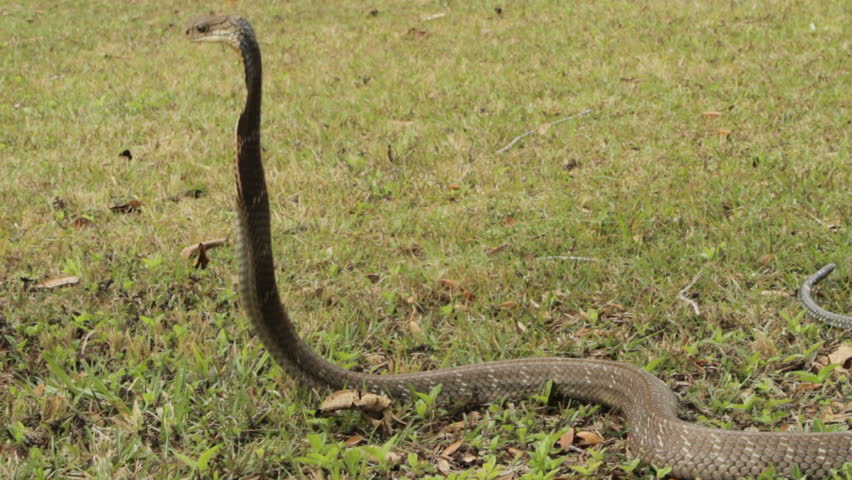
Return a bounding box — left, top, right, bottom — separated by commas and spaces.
185, 15, 851, 479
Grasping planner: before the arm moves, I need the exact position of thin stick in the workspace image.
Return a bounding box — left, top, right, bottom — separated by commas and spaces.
538, 256, 598, 262
496, 108, 592, 154
678, 269, 704, 316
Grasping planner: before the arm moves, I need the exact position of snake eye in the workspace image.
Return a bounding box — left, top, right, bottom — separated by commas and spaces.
196, 24, 209, 33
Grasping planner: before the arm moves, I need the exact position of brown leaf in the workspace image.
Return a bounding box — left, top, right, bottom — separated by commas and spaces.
442, 439, 463, 457
70, 217, 94, 229
558, 428, 575, 451
443, 421, 466, 433
506, 447, 525, 457
365, 273, 381, 284
110, 199, 142, 214
436, 457, 452, 475
716, 128, 732, 136
702, 111, 722, 117
344, 434, 365, 447
440, 278, 460, 289
363, 353, 386, 366
575, 431, 604, 446
36, 275, 80, 289
797, 383, 822, 393
502, 216, 516, 226
462, 290, 476, 301
407, 28, 430, 40
320, 390, 394, 433
828, 343, 852, 372
447, 184, 461, 191
180, 238, 227, 258
364, 448, 402, 466
320, 390, 391, 413
408, 313, 423, 335
498, 301, 518, 310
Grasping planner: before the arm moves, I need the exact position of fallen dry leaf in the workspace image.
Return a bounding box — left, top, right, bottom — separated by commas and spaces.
365, 448, 402, 466
180, 238, 227, 258
448, 184, 461, 191
558, 428, 575, 451
462, 289, 476, 301
498, 301, 518, 310
70, 217, 94, 229
443, 420, 466, 433
442, 439, 463, 457
320, 390, 391, 413
716, 128, 732, 136
344, 434, 365, 447
407, 28, 430, 40
436, 457, 452, 475
408, 312, 423, 335
440, 278, 460, 289
575, 431, 604, 446
36, 275, 80, 289
365, 273, 381, 284
702, 111, 723, 117
320, 389, 393, 433
828, 343, 852, 372
797, 383, 822, 393
110, 199, 142, 214
506, 446, 525, 457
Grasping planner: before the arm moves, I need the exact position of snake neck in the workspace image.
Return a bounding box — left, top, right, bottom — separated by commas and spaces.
236, 18, 262, 149
231, 21, 352, 390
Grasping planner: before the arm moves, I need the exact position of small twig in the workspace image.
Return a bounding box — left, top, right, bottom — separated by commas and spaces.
538, 256, 598, 262
496, 108, 592, 153
798, 206, 825, 226
678, 269, 705, 316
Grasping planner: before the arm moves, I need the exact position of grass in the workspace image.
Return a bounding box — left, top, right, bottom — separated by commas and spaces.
1, 0, 850, 478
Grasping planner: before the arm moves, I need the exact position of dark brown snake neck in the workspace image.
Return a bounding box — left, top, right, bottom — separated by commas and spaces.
186, 15, 851, 479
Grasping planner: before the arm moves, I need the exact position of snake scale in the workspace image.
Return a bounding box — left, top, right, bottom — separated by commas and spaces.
185, 16, 851, 479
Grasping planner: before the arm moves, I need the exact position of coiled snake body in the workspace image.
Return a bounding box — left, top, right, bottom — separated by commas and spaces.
186, 16, 851, 479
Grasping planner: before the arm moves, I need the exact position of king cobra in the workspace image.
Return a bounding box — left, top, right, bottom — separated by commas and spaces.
185, 16, 851, 479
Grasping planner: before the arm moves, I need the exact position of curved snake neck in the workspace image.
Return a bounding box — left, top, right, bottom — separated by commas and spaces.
186, 15, 851, 480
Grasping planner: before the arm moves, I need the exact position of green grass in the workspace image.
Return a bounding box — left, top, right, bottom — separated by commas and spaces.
1, 1, 850, 478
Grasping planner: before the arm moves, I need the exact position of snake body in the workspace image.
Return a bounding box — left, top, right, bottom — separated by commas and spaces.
186, 16, 851, 479
800, 264, 852, 329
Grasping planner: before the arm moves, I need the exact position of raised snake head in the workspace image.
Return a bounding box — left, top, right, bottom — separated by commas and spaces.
185, 16, 248, 52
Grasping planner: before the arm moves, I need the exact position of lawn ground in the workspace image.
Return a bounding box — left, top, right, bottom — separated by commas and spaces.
1, 1, 849, 478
